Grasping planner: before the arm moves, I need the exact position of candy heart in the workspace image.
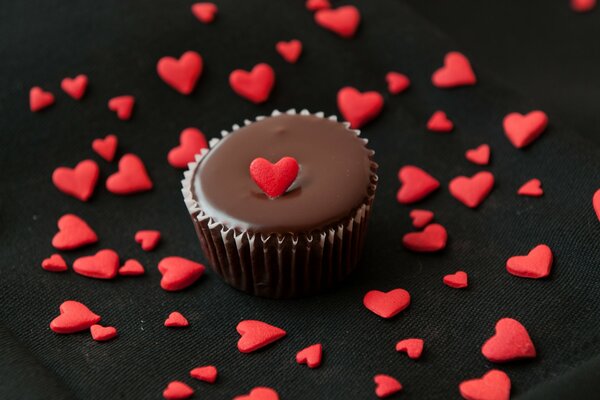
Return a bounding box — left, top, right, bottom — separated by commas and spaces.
135, 230, 161, 251
92, 134, 118, 162
443, 271, 468, 288
396, 166, 440, 204
108, 95, 135, 120
363, 288, 411, 319
594, 189, 600, 222
249, 157, 299, 198
90, 324, 117, 341
52, 214, 98, 250
52, 159, 99, 201
234, 387, 279, 400
118, 259, 145, 276
236, 320, 286, 353
449, 171, 495, 208
61, 74, 88, 100
465, 144, 490, 166
571, 0, 596, 12
314, 6, 360, 38
506, 244, 552, 279
73, 249, 119, 279
165, 311, 189, 328
306, 0, 330, 12
191, 2, 218, 23
517, 179, 543, 197
50, 300, 101, 334
163, 381, 194, 400
481, 318, 536, 363
337, 86, 384, 128
427, 110, 454, 132
41, 254, 68, 272
385, 72, 410, 94
106, 154, 153, 195
374, 374, 402, 398
276, 39, 303, 64
29, 86, 55, 112
167, 127, 208, 169
402, 223, 447, 252
296, 343, 323, 368
409, 209, 434, 229
158, 257, 205, 291
229, 63, 275, 104
157, 51, 203, 95
459, 370, 511, 400
190, 365, 217, 383
432, 51, 477, 88
395, 338, 424, 359
503, 111, 548, 149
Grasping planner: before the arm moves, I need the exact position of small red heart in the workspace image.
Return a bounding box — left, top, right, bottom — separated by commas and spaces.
92, 134, 118, 162
61, 74, 88, 100
503, 111, 548, 149
52, 214, 98, 251
506, 244, 552, 279
385, 72, 411, 95
593, 189, 600, 222
52, 159, 99, 201
165, 311, 189, 328
191, 2, 218, 23
432, 51, 477, 88
90, 324, 117, 341
157, 51, 203, 95
167, 127, 208, 169
571, 0, 596, 12
395, 338, 424, 359
158, 257, 205, 291
403, 223, 447, 252
249, 157, 299, 198
481, 318, 536, 363
234, 387, 279, 400
119, 259, 145, 276
135, 230, 161, 251
41, 254, 68, 272
459, 370, 511, 400
229, 63, 275, 104
236, 320, 287, 353
427, 110, 454, 132
374, 374, 403, 398
314, 6, 360, 38
337, 86, 384, 128
296, 343, 323, 368
50, 300, 101, 334
397, 166, 440, 204
29, 86, 55, 112
73, 249, 119, 280
190, 365, 217, 383
409, 209, 434, 229
108, 95, 135, 120
517, 179, 543, 197
306, 0, 330, 12
443, 271, 468, 289
363, 288, 411, 319
106, 154, 153, 195
449, 171, 495, 208
163, 381, 194, 400
276, 39, 303, 64
465, 144, 490, 166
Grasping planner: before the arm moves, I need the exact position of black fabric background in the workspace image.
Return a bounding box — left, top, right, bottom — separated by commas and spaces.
1, 1, 600, 399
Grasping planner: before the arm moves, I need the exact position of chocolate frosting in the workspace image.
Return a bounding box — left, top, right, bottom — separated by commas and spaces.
192, 114, 375, 234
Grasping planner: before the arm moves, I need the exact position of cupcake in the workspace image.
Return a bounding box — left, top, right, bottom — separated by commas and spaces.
181, 109, 378, 298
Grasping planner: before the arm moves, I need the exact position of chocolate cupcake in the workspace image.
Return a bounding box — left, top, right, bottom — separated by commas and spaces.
181, 109, 378, 298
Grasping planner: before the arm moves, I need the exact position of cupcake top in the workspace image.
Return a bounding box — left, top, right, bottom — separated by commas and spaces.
192, 113, 376, 234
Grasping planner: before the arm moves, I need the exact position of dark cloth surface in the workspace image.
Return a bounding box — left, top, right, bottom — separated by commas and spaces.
1, 1, 600, 399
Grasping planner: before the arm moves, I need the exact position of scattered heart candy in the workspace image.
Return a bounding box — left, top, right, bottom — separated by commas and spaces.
276, 39, 303, 64
157, 51, 203, 95
481, 318, 536, 363
118, 259, 145, 276
73, 249, 119, 280
29, 86, 55, 112
236, 320, 286, 353
409, 209, 434, 229
234, 387, 279, 400
395, 338, 424, 359
459, 370, 511, 400
135, 230, 161, 251
571, 0, 596, 12
396, 165, 440, 204
52, 159, 100, 201
314, 6, 360, 38
41, 254, 68, 272
385, 72, 410, 94
168, 127, 208, 169
92, 134, 118, 162
52, 214, 98, 251
50, 300, 101, 334
465, 144, 490, 166
296, 343, 323, 368
432, 51, 477, 88
374, 374, 403, 398
61, 74, 88, 100
337, 87, 384, 128
363, 288, 411, 319
90, 324, 117, 341
427, 110, 454, 132
163, 381, 194, 400
165, 311, 189, 328
593, 189, 600, 222
443, 271, 468, 288
517, 179, 543, 197
306, 0, 330, 11
506, 244, 553, 279
449, 171, 495, 208
503, 111, 548, 149
402, 223, 447, 252
249, 157, 299, 198
108, 95, 135, 120
158, 257, 205, 291
106, 153, 153, 195
229, 63, 275, 104
190, 365, 217, 383
191, 2, 217, 23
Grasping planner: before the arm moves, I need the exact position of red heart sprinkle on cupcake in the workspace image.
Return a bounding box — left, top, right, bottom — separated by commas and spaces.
276, 39, 303, 63
249, 157, 299, 198
61, 74, 88, 100
503, 111, 548, 149
108, 95, 135, 120
481, 318, 536, 363
363, 288, 411, 319
163, 381, 194, 400
191, 2, 217, 23
465, 144, 490, 165
314, 6, 361, 38
506, 244, 552, 279
92, 134, 118, 162
168, 127, 208, 169
337, 86, 384, 128
432, 51, 477, 88
236, 320, 287, 353
397, 166, 440, 204
135, 230, 161, 251
385, 72, 411, 94
229, 63, 275, 104
157, 51, 203, 95
427, 110, 454, 132
306, 0, 331, 12
73, 249, 120, 280
374, 374, 403, 398
449, 172, 495, 208
158, 257, 205, 291
395, 338, 424, 359
190, 365, 217, 383
29, 86, 55, 112
443, 271, 468, 288
459, 370, 511, 400
296, 343, 323, 368
106, 154, 153, 195
118, 259, 145, 276
90, 324, 117, 341
41, 254, 68, 272
52, 159, 100, 201
409, 209, 434, 229
165, 312, 189, 328
52, 214, 98, 251
234, 387, 279, 400
50, 300, 101, 334
517, 179, 543, 197
402, 223, 448, 252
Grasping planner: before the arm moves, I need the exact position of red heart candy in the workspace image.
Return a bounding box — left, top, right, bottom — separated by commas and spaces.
92, 134, 118, 162
443, 271, 468, 288
397, 165, 440, 204
190, 365, 218, 383
374, 374, 402, 398
459, 370, 511, 400
165, 311, 189, 328
594, 189, 600, 222
135, 230, 161, 251
506, 244, 552, 279
61, 74, 88, 100
158, 257, 205, 291
306, 0, 330, 12
163, 381, 194, 400
41, 254, 68, 272
73, 249, 119, 280
108, 95, 135, 120
275, 40, 303, 64
481, 318, 536, 363
363, 288, 411, 319
106, 154, 153, 195
427, 110, 454, 132
236, 320, 287, 353
296, 343, 323, 368
52, 159, 99, 201
249, 157, 299, 198
385, 72, 410, 95
402, 223, 447, 252
119, 259, 145, 276
314, 6, 360, 38
337, 86, 384, 128
409, 209, 434, 229
52, 214, 98, 251
432, 51, 477, 88
517, 179, 543, 197
449, 171, 495, 208
229, 63, 275, 104
50, 300, 101, 334
157, 51, 203, 95
395, 338, 424, 359
465, 144, 490, 166
503, 111, 548, 149
191, 2, 218, 23
234, 387, 279, 400
168, 127, 208, 169
571, 0, 596, 12
29, 86, 55, 112
90, 324, 117, 341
